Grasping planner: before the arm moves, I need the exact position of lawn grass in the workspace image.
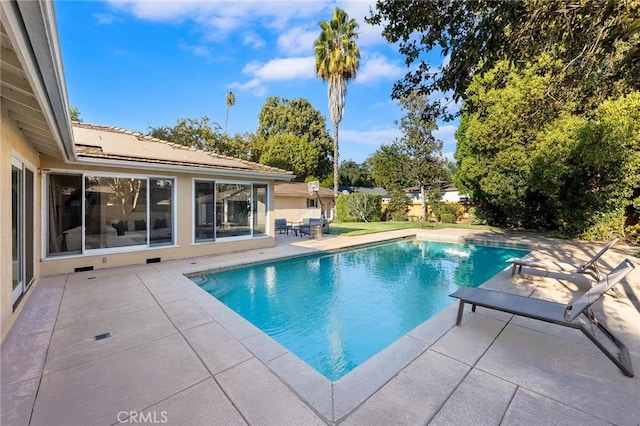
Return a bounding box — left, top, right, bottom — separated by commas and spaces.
327, 221, 499, 236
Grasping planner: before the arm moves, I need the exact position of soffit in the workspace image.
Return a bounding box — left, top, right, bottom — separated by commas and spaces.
0, 21, 60, 158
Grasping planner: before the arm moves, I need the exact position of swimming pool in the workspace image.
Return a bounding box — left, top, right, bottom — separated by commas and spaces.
192, 239, 529, 380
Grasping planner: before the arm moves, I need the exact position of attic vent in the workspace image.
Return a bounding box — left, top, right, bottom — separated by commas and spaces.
75, 266, 94, 272
146, 257, 161, 264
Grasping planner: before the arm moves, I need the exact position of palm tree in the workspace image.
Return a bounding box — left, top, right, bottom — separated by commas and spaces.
314, 7, 360, 202
225, 91, 235, 134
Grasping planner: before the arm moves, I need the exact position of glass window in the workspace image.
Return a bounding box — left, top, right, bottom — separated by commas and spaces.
194, 181, 214, 242
216, 183, 251, 238
85, 176, 147, 250
149, 179, 174, 246
307, 198, 319, 208
48, 174, 83, 256
253, 184, 267, 236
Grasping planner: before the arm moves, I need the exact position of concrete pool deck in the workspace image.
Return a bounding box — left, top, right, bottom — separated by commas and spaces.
2, 228, 639, 425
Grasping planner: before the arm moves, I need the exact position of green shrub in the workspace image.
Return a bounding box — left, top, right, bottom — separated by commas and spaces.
336, 193, 382, 222
437, 203, 460, 223
440, 212, 456, 223
385, 190, 410, 222
467, 206, 487, 225
580, 209, 625, 241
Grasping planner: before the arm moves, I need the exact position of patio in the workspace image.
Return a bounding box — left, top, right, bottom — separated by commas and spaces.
2, 228, 639, 425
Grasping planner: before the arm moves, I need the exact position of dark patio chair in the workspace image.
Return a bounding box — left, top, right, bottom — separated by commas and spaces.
275, 218, 291, 235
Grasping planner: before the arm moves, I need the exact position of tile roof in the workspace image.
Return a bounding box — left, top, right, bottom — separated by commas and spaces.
72, 122, 293, 177
274, 182, 334, 197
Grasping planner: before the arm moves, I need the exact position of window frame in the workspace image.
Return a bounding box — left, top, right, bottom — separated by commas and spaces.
11, 154, 36, 305
44, 170, 177, 258
192, 178, 269, 244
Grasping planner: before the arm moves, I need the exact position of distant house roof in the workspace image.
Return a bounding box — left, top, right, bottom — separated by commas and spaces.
72, 123, 294, 180
405, 182, 457, 192
274, 182, 334, 197
337, 186, 388, 196
355, 187, 388, 196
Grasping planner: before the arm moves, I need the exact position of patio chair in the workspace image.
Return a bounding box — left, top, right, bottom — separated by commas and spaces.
275, 218, 291, 235
298, 218, 321, 238
450, 258, 635, 377
508, 238, 619, 281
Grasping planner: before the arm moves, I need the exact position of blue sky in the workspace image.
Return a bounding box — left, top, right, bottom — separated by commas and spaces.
55, 0, 458, 164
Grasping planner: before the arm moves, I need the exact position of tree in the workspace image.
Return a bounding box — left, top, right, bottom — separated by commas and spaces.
367, 143, 411, 191
455, 55, 640, 236
315, 7, 361, 201
255, 97, 333, 181
367, 0, 640, 119
225, 91, 235, 134
395, 91, 448, 218
339, 160, 372, 187
454, 58, 562, 227
148, 117, 247, 157
69, 106, 82, 122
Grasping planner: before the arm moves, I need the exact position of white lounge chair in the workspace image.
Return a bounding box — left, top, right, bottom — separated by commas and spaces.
508, 238, 619, 281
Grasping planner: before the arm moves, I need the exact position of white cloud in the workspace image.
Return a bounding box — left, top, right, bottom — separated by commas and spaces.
243, 33, 266, 49
179, 43, 211, 57
230, 78, 267, 96
106, 1, 389, 47
245, 57, 315, 81
231, 56, 315, 95
356, 53, 404, 84
277, 27, 318, 56
94, 13, 117, 24
338, 1, 387, 47
340, 127, 402, 146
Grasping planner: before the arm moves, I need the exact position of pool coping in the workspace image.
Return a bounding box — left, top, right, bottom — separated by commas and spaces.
176, 231, 535, 423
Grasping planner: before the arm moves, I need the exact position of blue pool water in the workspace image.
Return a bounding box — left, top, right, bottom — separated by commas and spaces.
192, 239, 529, 381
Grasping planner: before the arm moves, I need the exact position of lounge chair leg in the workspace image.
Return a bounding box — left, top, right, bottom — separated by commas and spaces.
471, 304, 476, 313
579, 314, 634, 377
456, 301, 465, 326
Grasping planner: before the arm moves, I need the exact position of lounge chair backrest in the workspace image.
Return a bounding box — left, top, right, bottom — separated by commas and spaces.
581, 238, 619, 270
564, 258, 635, 321
275, 219, 287, 227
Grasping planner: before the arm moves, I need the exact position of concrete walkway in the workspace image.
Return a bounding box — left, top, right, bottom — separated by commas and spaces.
2, 229, 639, 425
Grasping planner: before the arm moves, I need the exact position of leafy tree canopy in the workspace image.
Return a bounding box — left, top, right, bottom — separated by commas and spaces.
339, 160, 372, 187
395, 92, 448, 187
69, 106, 82, 122
367, 143, 411, 191
367, 0, 640, 119
454, 56, 640, 237
148, 117, 252, 159
255, 97, 333, 181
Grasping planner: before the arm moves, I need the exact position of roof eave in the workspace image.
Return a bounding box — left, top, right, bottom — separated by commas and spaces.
74, 156, 295, 181
2, 0, 76, 161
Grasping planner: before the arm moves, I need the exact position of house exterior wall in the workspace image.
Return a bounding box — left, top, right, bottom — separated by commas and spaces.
1, 114, 43, 340
274, 195, 333, 223
38, 155, 277, 276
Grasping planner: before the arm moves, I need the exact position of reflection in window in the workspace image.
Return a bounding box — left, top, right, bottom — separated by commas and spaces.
216, 183, 251, 238
253, 184, 267, 236
48, 174, 83, 256
85, 176, 147, 250
149, 179, 174, 246
194, 181, 214, 242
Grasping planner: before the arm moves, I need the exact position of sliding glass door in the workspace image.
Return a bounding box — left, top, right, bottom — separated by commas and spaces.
11, 157, 34, 305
